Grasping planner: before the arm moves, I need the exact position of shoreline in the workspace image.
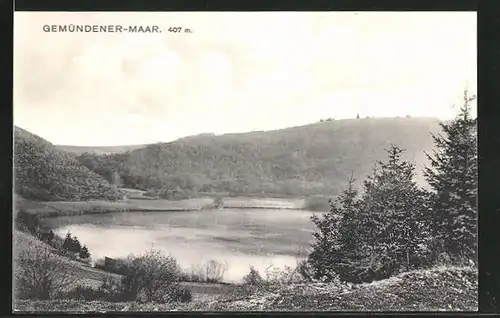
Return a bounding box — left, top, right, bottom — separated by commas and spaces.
16, 196, 327, 218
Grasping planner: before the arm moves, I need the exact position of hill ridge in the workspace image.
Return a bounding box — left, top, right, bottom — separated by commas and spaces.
14, 126, 122, 202
73, 117, 442, 198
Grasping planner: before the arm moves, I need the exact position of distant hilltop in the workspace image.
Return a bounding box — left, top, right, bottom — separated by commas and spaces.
50, 117, 442, 200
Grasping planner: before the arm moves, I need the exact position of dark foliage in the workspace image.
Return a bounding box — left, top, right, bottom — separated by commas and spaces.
357, 145, 434, 279
15, 209, 41, 233
309, 145, 434, 283
242, 266, 264, 287
309, 173, 362, 282
423, 90, 477, 262
14, 126, 122, 201
112, 249, 189, 303
62, 231, 83, 254
79, 245, 91, 259
15, 209, 57, 245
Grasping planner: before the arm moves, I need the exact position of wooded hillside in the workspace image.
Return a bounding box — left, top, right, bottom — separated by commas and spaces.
75, 117, 442, 198
14, 127, 122, 201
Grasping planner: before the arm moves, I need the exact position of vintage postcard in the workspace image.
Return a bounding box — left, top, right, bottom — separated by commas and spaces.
13, 11, 477, 312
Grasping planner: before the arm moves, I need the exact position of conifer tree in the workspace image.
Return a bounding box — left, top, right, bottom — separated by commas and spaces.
71, 236, 82, 253
79, 245, 91, 259
308, 173, 362, 282
62, 231, 73, 251
359, 145, 431, 278
424, 89, 477, 261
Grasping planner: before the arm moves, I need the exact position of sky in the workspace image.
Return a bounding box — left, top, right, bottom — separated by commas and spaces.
14, 12, 477, 146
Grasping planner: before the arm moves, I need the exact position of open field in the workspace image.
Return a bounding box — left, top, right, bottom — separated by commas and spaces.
222, 197, 305, 209
17, 195, 313, 218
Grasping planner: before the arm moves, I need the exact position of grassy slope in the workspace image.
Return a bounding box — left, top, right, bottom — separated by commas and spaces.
13, 266, 477, 312
13, 230, 121, 289
14, 127, 122, 202
13, 231, 237, 297
75, 117, 441, 198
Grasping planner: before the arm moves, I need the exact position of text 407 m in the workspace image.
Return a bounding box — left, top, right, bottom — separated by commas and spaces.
169, 27, 193, 33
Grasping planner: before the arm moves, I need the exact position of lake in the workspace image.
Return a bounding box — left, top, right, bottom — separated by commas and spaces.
43, 209, 323, 283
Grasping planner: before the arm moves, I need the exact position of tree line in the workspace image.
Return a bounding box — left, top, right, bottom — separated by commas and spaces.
74, 117, 440, 200
62, 231, 91, 259
15, 210, 91, 260
307, 90, 477, 283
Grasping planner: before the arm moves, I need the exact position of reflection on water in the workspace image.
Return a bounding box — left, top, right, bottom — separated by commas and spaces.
44, 209, 322, 282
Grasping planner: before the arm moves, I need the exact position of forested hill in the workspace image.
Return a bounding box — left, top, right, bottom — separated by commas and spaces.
14, 127, 122, 201
75, 117, 442, 198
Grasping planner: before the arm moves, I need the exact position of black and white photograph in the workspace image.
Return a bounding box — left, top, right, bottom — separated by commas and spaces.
13, 11, 477, 312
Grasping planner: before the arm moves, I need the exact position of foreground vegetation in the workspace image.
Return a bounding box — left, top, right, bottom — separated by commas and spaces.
305, 90, 477, 284
13, 225, 477, 312
14, 266, 477, 312
12, 90, 477, 311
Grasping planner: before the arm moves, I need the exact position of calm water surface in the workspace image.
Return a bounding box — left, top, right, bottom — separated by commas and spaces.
44, 209, 322, 282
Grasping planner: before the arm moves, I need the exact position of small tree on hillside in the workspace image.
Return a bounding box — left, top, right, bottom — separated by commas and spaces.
72, 236, 82, 253
424, 89, 477, 262
242, 266, 263, 286
62, 231, 73, 251
79, 245, 91, 259
62, 232, 82, 254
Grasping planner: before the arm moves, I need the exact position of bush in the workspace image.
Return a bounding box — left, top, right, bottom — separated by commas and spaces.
95, 276, 125, 302
14, 241, 74, 300
241, 263, 311, 290
242, 266, 263, 287
295, 259, 315, 282
182, 260, 228, 283
115, 249, 188, 303
15, 209, 41, 234
264, 264, 309, 285
169, 286, 193, 303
